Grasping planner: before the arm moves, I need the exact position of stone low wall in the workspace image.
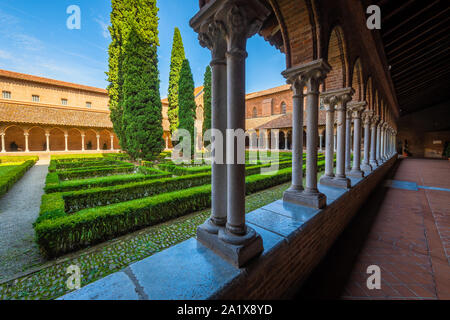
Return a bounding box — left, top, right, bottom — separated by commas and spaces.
217, 156, 397, 299
61, 155, 397, 300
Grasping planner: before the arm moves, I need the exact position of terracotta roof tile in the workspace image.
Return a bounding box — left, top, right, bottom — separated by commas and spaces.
0, 69, 108, 95
0, 102, 113, 129
256, 111, 327, 130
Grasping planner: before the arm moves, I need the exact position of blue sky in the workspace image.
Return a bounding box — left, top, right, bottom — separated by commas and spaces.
0, 0, 286, 97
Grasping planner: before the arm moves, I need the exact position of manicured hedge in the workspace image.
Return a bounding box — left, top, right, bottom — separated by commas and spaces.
57, 164, 136, 180
0, 160, 37, 197
35, 158, 328, 257
0, 156, 39, 163
45, 168, 171, 193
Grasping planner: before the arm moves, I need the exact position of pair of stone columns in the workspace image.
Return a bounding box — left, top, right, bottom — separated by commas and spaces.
346, 101, 367, 178
192, 0, 270, 267
319, 88, 354, 189
282, 59, 331, 209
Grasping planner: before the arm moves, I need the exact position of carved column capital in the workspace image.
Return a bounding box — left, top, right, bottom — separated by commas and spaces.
282, 59, 331, 96
371, 115, 380, 128
362, 110, 374, 125
348, 101, 367, 120
321, 87, 354, 112
198, 20, 227, 65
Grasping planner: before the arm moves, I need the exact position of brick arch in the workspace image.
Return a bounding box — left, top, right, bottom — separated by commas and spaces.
49, 127, 65, 151
4, 125, 25, 152
365, 77, 373, 111
350, 58, 363, 101
324, 25, 348, 90
99, 129, 111, 150
275, 0, 318, 66
28, 126, 46, 151
68, 128, 82, 151
85, 129, 98, 151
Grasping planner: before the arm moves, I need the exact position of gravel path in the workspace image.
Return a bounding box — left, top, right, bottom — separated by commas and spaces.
0, 160, 49, 281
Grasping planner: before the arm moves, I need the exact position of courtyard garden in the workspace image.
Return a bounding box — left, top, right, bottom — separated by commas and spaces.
0, 151, 330, 300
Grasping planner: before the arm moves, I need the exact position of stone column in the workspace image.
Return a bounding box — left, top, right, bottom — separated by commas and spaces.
0, 133, 5, 153
370, 115, 379, 167
192, 0, 269, 267
96, 134, 100, 151
319, 95, 337, 185
273, 129, 280, 150
81, 134, 85, 152
383, 124, 388, 160
283, 59, 330, 209
110, 136, 115, 151
333, 134, 337, 152
361, 109, 373, 173
319, 133, 323, 152
345, 109, 352, 172
24, 132, 29, 152
265, 130, 269, 150
283, 79, 305, 197
376, 121, 382, 164
45, 133, 50, 152
347, 101, 366, 178
196, 19, 228, 235
64, 133, 69, 152
334, 90, 353, 188
284, 130, 289, 151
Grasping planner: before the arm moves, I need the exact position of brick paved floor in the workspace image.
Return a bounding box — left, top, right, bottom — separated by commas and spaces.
296, 158, 450, 300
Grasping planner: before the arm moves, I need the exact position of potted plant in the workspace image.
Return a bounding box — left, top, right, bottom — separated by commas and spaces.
443, 142, 450, 160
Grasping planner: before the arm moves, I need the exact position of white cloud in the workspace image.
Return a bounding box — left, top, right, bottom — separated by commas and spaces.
94, 17, 110, 39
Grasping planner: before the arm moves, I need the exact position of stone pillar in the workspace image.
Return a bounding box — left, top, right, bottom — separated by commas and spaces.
319, 88, 353, 188
96, 134, 100, 151
24, 132, 29, 152
110, 136, 115, 151
319, 95, 337, 185
376, 121, 382, 164
283, 79, 305, 197
0, 133, 5, 153
319, 133, 323, 152
265, 131, 269, 150
370, 115, 379, 167
192, 0, 269, 267
345, 109, 352, 172
196, 19, 228, 235
81, 134, 85, 152
283, 59, 330, 209
333, 134, 337, 152
273, 129, 280, 150
347, 101, 366, 178
383, 124, 388, 160
64, 134, 69, 152
284, 130, 289, 151
45, 133, 50, 152
361, 109, 373, 173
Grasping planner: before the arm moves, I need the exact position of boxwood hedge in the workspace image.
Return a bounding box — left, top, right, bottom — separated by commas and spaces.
0, 159, 37, 197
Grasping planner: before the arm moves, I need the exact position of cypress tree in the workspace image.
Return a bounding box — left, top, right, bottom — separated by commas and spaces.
120, 2, 164, 160
167, 28, 186, 134
178, 59, 197, 158
202, 66, 212, 137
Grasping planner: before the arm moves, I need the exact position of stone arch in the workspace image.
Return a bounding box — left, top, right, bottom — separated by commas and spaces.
350, 58, 363, 101
85, 129, 98, 151
324, 25, 348, 91
49, 127, 65, 151
68, 128, 82, 151
28, 126, 46, 151
4, 125, 25, 152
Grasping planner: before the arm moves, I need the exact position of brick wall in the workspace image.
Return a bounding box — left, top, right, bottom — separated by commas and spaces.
246, 89, 292, 119
214, 157, 397, 299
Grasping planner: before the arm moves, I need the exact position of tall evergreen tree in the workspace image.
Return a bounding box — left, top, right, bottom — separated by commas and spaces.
178, 59, 197, 158
121, 27, 164, 160
202, 66, 212, 137
167, 28, 186, 134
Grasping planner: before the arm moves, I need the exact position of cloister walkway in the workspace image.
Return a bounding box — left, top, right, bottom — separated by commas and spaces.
0, 160, 48, 281
297, 158, 450, 300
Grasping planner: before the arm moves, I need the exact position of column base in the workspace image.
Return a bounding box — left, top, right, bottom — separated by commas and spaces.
361, 163, 373, 173
283, 188, 326, 209
370, 160, 378, 168
197, 225, 263, 268
320, 176, 351, 189
347, 169, 365, 178
197, 217, 225, 235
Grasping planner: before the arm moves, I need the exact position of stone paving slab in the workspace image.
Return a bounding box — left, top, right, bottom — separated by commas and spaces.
0, 160, 49, 280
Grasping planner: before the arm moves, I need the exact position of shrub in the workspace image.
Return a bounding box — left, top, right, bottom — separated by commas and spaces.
0, 160, 36, 197
57, 164, 136, 180
0, 156, 39, 163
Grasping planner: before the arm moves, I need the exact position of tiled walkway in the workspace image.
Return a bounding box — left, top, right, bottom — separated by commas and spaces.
297, 158, 450, 300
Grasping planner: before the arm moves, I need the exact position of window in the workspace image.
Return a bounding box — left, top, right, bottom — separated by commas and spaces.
252, 107, 258, 118
281, 102, 287, 114
86, 102, 92, 108
2, 91, 11, 99
32, 95, 40, 102
61, 99, 68, 105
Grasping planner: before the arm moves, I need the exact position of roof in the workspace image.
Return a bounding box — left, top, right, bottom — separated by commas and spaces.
246, 114, 284, 130
161, 86, 204, 105
256, 111, 326, 130
0, 101, 113, 129
0, 69, 108, 95
245, 84, 291, 100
